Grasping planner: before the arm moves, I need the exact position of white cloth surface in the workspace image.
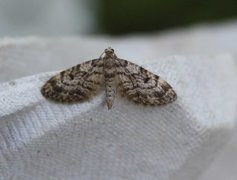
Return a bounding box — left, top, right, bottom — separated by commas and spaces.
0, 21, 237, 180
1, 21, 237, 84
0, 49, 237, 179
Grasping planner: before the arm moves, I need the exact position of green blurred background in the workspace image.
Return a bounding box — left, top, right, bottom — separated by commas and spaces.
0, 0, 236, 37
98, 0, 237, 35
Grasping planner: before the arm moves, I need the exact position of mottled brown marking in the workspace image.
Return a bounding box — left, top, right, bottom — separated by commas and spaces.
41, 47, 177, 109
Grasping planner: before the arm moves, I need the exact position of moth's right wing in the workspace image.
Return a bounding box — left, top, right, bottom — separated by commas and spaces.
41, 59, 104, 102
116, 58, 177, 105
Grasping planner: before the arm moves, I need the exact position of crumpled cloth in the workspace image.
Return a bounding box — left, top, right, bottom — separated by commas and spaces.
0, 49, 237, 180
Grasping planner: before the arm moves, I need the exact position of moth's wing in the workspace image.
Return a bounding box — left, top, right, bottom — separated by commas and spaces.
41, 59, 104, 103
116, 59, 177, 105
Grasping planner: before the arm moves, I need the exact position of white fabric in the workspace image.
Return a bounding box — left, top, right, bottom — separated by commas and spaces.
0, 52, 237, 179
0, 21, 237, 180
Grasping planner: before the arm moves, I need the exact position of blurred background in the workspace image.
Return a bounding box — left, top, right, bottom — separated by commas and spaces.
0, 0, 237, 36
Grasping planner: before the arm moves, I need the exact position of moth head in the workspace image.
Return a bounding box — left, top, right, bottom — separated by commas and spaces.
104, 47, 114, 55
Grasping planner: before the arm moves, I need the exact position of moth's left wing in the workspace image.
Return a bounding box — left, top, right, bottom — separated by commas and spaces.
41, 58, 104, 103
115, 58, 177, 105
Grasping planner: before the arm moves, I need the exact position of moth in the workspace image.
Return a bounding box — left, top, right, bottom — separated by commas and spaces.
41, 47, 177, 109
